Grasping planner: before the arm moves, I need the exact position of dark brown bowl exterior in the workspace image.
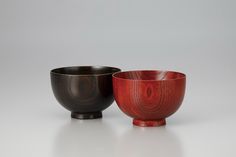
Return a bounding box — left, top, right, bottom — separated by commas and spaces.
113, 70, 186, 127
51, 66, 121, 119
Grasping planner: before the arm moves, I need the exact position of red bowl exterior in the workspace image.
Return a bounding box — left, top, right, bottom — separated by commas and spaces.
112, 70, 186, 126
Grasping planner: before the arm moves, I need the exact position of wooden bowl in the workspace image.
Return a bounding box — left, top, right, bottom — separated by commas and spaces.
51, 66, 121, 119
113, 70, 186, 127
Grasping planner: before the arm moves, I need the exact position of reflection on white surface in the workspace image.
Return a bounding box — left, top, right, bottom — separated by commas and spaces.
54, 118, 182, 157
54, 119, 117, 157
115, 126, 182, 157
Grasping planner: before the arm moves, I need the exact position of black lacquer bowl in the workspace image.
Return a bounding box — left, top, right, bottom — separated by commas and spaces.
50, 66, 121, 119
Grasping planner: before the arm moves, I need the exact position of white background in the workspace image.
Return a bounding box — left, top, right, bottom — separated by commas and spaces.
0, 0, 236, 156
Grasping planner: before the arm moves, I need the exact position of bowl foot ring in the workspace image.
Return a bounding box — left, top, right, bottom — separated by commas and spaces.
71, 111, 102, 119
133, 119, 166, 127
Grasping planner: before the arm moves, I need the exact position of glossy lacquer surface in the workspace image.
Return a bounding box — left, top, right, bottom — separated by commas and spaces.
113, 70, 186, 127
51, 66, 121, 119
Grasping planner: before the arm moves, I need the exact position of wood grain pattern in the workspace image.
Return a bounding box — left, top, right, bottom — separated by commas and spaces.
113, 70, 186, 127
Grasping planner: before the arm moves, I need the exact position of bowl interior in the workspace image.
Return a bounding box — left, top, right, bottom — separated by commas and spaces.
113, 70, 185, 81
51, 66, 120, 76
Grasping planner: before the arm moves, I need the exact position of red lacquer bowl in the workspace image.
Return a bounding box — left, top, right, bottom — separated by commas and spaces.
113, 70, 186, 127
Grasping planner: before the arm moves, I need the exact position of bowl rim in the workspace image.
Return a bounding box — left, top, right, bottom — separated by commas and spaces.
51, 65, 121, 76
112, 70, 186, 82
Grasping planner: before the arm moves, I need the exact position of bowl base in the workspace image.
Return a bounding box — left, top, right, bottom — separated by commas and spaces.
133, 119, 166, 127
71, 111, 102, 119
